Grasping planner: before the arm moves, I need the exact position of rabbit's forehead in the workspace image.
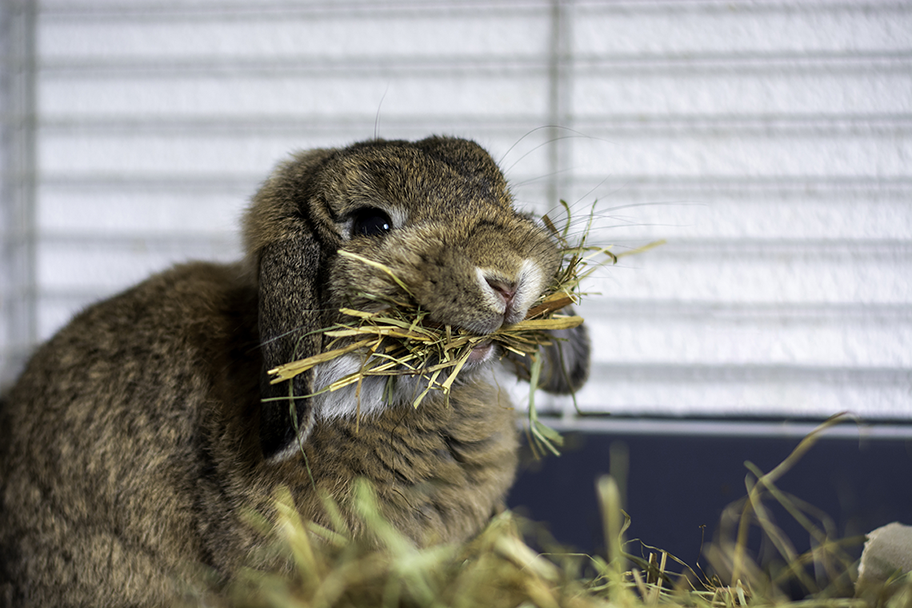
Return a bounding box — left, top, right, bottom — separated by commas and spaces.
335, 173, 505, 203
329, 149, 510, 209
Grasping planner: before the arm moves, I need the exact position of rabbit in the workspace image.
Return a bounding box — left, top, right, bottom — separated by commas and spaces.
0, 135, 590, 607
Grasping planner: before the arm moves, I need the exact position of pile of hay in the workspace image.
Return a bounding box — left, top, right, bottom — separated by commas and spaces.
183, 417, 910, 608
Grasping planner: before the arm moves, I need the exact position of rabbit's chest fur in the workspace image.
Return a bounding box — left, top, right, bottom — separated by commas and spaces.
279, 379, 518, 546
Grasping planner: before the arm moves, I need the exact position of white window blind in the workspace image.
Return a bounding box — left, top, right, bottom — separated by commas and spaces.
1, 1, 909, 426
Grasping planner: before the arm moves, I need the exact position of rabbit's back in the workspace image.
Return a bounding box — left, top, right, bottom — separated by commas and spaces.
0, 261, 260, 605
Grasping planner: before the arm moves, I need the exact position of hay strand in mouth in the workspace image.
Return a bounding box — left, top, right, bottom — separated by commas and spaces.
269, 339, 378, 383
266, 290, 585, 390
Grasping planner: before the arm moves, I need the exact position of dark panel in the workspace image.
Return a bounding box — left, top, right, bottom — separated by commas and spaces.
508, 427, 912, 569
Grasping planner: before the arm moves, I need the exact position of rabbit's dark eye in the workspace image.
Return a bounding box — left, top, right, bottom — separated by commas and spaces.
351, 208, 392, 237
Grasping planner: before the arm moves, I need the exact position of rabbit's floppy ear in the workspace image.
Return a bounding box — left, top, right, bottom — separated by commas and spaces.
245, 149, 337, 461
256, 235, 322, 460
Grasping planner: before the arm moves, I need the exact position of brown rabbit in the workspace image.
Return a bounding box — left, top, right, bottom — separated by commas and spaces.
0, 136, 589, 606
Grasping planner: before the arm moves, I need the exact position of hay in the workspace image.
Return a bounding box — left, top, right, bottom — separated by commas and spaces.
266, 252, 589, 397
187, 416, 902, 608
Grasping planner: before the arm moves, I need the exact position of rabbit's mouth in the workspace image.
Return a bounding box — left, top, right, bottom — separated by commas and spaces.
467, 340, 495, 364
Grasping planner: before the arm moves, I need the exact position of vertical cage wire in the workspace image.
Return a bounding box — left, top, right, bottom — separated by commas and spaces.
0, 0, 38, 387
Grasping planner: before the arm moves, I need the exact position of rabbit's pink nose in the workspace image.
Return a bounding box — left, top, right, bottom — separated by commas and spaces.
485, 278, 517, 308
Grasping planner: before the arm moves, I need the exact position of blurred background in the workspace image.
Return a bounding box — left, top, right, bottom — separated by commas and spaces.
1, 0, 909, 566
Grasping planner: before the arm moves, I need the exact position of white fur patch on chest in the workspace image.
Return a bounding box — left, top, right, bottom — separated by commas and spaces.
313, 353, 438, 421
312, 352, 496, 421
312, 354, 388, 421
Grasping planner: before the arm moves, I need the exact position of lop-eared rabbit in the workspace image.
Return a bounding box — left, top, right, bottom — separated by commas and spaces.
0, 136, 589, 606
